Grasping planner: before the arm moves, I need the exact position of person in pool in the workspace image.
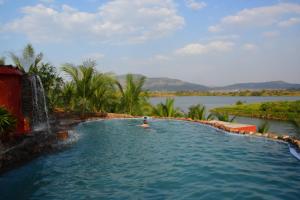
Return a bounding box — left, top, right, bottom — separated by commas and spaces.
140, 117, 150, 128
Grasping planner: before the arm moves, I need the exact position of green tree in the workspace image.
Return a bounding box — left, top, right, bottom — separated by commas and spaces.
116, 74, 149, 115
152, 98, 183, 117
10, 44, 63, 111
60, 83, 76, 111
62, 60, 97, 114
62, 60, 118, 114
91, 73, 119, 113
188, 104, 213, 120
31, 62, 63, 111
10, 43, 43, 72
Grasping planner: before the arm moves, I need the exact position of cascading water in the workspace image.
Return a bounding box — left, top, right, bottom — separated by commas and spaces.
30, 75, 51, 133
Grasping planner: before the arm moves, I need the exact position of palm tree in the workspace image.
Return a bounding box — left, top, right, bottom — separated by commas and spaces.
116, 74, 149, 115
188, 104, 214, 120
62, 60, 118, 114
258, 121, 270, 133
10, 43, 43, 72
91, 73, 118, 112
214, 112, 236, 122
62, 60, 96, 114
152, 98, 183, 117
60, 83, 76, 111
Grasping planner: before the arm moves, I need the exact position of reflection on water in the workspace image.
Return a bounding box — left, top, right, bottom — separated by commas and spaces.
150, 96, 300, 136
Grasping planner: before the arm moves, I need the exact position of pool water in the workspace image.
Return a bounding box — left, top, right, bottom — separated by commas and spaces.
1, 119, 300, 200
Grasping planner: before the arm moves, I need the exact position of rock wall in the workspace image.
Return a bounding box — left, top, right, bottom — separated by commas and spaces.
21, 75, 33, 126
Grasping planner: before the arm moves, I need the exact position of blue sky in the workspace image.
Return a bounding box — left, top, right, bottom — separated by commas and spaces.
1, 0, 300, 86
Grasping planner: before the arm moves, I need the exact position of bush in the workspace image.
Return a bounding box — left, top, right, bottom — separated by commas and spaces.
235, 100, 244, 105
258, 121, 270, 133
0, 107, 17, 136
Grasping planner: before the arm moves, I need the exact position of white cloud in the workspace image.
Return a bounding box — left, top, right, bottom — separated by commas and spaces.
209, 3, 300, 32
243, 43, 257, 51
262, 31, 280, 38
278, 17, 300, 27
3, 1, 184, 44
185, 0, 206, 10
175, 41, 234, 55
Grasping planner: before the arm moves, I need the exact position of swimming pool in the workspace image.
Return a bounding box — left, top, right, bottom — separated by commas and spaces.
0, 119, 299, 199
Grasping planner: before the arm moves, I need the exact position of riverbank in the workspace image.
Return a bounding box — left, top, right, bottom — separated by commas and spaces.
149, 90, 300, 97
211, 100, 300, 122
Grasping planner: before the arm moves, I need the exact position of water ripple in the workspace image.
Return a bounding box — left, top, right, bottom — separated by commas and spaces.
0, 119, 299, 200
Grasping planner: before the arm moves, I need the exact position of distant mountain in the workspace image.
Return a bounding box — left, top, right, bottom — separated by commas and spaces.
215, 81, 300, 91
117, 74, 209, 91
117, 75, 300, 91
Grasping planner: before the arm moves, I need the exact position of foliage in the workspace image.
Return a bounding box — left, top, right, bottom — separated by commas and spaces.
116, 74, 149, 115
213, 113, 236, 122
9, 44, 63, 111
149, 89, 300, 97
258, 121, 270, 133
10, 43, 43, 72
31, 62, 63, 111
0, 107, 16, 135
236, 100, 244, 105
212, 101, 300, 121
187, 104, 213, 120
62, 60, 118, 114
152, 98, 183, 117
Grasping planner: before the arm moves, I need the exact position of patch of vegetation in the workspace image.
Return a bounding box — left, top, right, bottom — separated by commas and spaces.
258, 121, 270, 133
211, 101, 300, 121
152, 98, 183, 117
149, 89, 300, 97
187, 104, 213, 120
0, 107, 16, 136
213, 113, 236, 122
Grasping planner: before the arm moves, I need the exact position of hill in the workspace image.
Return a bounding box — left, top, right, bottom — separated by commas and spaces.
116, 74, 209, 91
117, 75, 300, 91
215, 81, 300, 91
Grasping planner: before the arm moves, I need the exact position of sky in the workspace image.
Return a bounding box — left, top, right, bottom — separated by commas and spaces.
0, 0, 300, 86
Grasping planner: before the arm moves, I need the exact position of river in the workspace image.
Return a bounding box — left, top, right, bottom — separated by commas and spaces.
150, 96, 300, 137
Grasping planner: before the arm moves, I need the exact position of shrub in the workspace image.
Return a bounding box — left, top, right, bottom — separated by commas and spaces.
258, 121, 270, 133
235, 100, 244, 105
188, 104, 213, 120
0, 107, 17, 136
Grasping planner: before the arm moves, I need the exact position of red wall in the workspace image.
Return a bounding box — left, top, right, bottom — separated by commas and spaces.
0, 66, 25, 133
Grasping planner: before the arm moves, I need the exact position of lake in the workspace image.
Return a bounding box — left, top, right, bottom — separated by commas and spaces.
150, 96, 300, 137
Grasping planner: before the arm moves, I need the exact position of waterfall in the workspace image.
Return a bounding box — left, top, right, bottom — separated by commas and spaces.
30, 75, 51, 133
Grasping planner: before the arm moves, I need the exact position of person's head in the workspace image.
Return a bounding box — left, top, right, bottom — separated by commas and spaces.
143, 116, 148, 124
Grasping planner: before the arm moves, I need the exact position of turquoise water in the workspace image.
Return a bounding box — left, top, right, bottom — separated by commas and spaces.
1, 119, 300, 200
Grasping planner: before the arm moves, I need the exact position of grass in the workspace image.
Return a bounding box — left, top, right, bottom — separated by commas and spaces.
149, 90, 300, 97
211, 100, 300, 121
